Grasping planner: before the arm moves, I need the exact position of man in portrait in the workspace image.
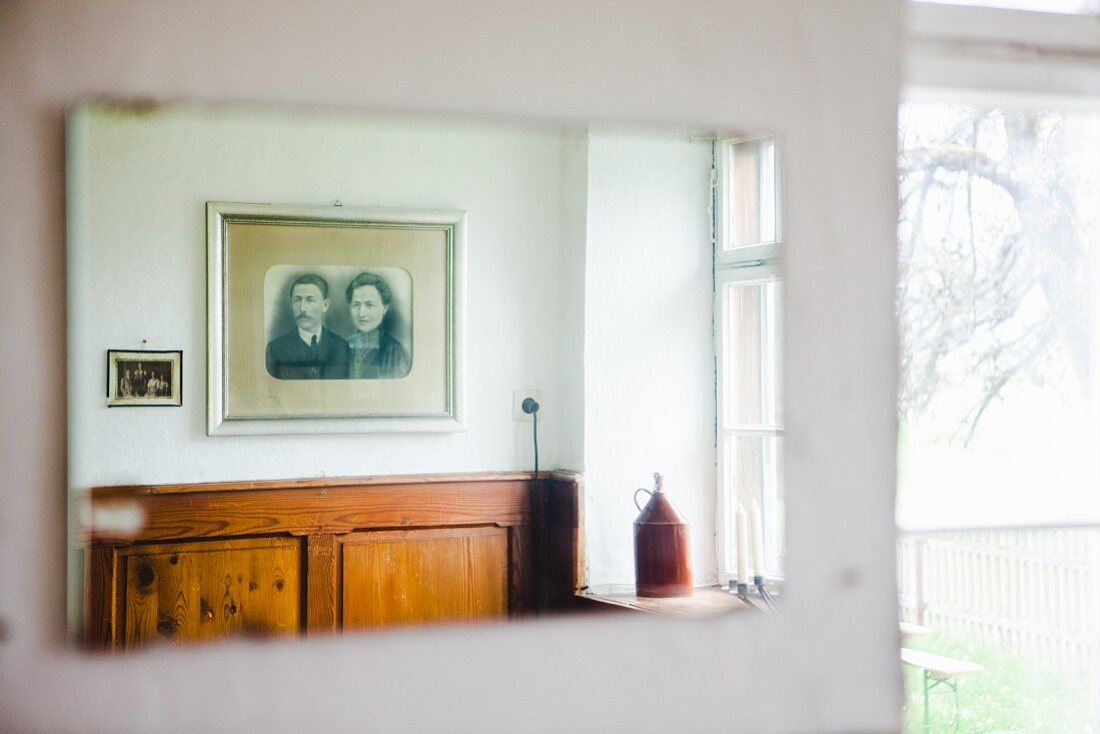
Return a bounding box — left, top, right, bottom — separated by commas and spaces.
265, 273, 349, 379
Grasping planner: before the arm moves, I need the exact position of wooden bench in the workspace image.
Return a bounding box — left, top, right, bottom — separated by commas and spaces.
900, 621, 933, 639
901, 648, 983, 734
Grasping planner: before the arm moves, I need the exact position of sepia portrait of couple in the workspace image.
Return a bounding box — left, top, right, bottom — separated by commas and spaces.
265, 271, 411, 380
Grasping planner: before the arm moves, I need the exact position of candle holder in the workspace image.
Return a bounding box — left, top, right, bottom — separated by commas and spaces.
734, 580, 761, 610
753, 575, 778, 610
728, 577, 779, 612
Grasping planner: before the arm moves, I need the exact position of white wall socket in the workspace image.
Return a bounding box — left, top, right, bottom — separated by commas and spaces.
512, 389, 543, 422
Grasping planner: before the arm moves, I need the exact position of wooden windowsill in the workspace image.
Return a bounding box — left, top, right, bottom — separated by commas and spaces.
576, 585, 753, 618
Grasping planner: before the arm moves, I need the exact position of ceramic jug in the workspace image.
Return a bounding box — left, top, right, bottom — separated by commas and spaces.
633, 472, 692, 598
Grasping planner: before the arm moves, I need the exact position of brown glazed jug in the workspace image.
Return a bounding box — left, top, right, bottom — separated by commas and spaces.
633, 472, 693, 598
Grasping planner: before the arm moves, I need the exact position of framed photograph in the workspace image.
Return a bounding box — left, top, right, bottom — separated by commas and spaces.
207, 201, 466, 435
107, 350, 183, 407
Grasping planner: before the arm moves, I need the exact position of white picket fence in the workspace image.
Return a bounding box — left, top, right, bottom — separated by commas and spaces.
898, 526, 1100, 670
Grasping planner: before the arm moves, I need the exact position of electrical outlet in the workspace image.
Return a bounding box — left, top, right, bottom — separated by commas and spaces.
513, 389, 543, 422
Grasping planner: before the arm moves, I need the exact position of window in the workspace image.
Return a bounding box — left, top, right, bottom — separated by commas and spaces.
899, 5, 1100, 730
715, 135, 784, 584
897, 102, 1100, 529
896, 96, 1100, 734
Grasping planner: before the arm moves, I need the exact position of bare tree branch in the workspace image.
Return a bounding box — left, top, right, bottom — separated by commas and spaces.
897, 107, 1083, 441
900, 145, 1022, 200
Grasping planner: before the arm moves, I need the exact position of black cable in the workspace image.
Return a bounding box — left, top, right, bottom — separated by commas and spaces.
534, 408, 547, 612
521, 397, 544, 611
532, 407, 538, 482
522, 397, 540, 482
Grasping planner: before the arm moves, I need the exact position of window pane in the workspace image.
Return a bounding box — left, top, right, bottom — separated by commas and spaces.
898, 103, 1100, 734
725, 137, 777, 248
897, 102, 1100, 528
723, 279, 783, 427
724, 434, 785, 577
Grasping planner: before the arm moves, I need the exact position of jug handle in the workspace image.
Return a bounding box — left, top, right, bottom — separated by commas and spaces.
634, 487, 652, 512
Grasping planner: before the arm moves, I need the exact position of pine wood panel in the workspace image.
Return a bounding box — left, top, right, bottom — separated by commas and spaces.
84, 472, 584, 648
508, 525, 534, 616
87, 480, 532, 544
84, 546, 116, 650
120, 537, 300, 647
341, 527, 508, 629
90, 472, 545, 497
306, 534, 340, 634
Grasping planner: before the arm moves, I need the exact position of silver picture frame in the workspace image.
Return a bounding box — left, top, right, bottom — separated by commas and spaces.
207, 201, 466, 435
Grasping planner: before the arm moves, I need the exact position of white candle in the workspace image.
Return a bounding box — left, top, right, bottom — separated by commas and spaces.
736, 502, 749, 583
750, 499, 765, 580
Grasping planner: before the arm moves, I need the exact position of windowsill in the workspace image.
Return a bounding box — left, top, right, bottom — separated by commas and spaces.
576, 585, 754, 618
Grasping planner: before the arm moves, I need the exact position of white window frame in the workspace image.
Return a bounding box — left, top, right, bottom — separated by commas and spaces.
715, 133, 782, 268
902, 6, 1100, 730
907, 2, 1100, 108
714, 134, 784, 585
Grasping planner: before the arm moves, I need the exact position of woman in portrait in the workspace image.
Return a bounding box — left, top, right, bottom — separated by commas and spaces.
344, 271, 411, 379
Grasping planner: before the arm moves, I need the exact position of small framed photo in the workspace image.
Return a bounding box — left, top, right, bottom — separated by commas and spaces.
207, 201, 466, 435
106, 350, 183, 407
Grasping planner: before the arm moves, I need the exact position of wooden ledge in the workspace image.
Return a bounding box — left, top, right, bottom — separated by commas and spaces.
82, 471, 583, 545
576, 585, 752, 618
86, 470, 582, 498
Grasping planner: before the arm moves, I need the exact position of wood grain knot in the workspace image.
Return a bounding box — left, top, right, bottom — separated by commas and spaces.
275, 579, 284, 591
169, 555, 178, 565
136, 564, 154, 588
156, 617, 174, 637
229, 603, 237, 614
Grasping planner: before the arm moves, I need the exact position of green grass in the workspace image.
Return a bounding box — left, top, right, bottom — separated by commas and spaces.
902, 632, 1093, 734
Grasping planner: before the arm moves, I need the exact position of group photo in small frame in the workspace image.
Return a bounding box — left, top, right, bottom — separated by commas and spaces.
207, 202, 466, 435
106, 349, 183, 407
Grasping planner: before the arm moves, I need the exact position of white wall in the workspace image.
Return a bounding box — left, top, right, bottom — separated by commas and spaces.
584, 126, 717, 588
68, 106, 587, 489
0, 2, 903, 732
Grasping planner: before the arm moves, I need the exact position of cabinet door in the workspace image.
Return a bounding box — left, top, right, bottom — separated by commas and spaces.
342, 526, 508, 629
121, 537, 300, 647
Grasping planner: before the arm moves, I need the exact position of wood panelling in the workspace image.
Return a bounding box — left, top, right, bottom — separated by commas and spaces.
84, 472, 583, 649
548, 476, 586, 608
84, 546, 116, 650
89, 472, 546, 497
342, 527, 508, 629
508, 525, 534, 616
120, 537, 300, 648
306, 534, 340, 634
88, 480, 532, 544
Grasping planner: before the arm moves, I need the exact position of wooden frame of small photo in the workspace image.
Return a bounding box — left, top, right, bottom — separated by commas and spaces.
106, 349, 183, 407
